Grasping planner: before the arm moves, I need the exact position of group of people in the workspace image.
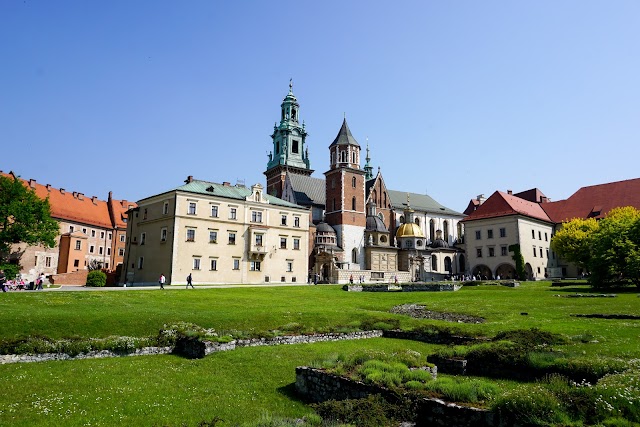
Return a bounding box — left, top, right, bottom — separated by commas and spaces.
157, 273, 195, 289
1, 270, 46, 292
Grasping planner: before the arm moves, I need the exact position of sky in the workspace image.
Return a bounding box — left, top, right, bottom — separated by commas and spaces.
1, 1, 639, 213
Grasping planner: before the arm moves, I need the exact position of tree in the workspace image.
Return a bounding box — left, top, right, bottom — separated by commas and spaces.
0, 174, 59, 268
589, 207, 640, 287
550, 217, 599, 270
551, 207, 640, 288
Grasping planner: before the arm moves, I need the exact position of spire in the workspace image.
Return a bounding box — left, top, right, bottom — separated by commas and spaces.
330, 118, 360, 147
289, 78, 293, 94
364, 139, 373, 180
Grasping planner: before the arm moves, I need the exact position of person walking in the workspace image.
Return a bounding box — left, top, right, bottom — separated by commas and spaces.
0, 270, 6, 292
186, 273, 194, 289
159, 273, 166, 289
37, 273, 45, 290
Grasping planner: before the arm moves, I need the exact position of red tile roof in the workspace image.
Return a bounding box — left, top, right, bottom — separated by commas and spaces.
542, 178, 640, 223
462, 191, 552, 223
1, 171, 135, 229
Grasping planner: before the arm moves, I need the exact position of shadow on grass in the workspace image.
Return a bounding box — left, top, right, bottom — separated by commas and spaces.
277, 383, 306, 403
546, 286, 639, 294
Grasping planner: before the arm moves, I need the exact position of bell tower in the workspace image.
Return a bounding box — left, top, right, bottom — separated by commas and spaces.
324, 118, 367, 269
264, 80, 313, 198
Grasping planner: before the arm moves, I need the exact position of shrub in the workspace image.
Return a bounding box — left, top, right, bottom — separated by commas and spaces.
423, 377, 498, 403
493, 383, 571, 426
493, 327, 568, 347
312, 394, 412, 427
360, 317, 400, 331
86, 270, 107, 287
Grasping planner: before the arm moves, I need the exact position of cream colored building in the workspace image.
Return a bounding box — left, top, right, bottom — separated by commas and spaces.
122, 177, 310, 286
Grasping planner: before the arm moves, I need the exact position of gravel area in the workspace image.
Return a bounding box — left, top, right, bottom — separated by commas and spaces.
390, 304, 485, 323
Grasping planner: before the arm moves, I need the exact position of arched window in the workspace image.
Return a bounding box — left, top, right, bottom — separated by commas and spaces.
351, 248, 358, 264
429, 219, 435, 241
352, 176, 356, 188
444, 257, 452, 273
276, 141, 280, 154
400, 215, 405, 224
443, 221, 449, 243
431, 255, 437, 271
414, 217, 420, 226
352, 197, 356, 211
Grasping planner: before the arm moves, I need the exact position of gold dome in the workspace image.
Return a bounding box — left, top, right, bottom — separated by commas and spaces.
395, 222, 425, 239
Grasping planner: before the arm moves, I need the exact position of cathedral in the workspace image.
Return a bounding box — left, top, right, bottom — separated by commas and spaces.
264, 83, 465, 283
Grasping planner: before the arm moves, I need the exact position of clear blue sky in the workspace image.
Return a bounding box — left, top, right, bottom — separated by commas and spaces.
2, 1, 639, 212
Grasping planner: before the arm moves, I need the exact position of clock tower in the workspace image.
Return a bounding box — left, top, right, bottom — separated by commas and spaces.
264, 81, 313, 198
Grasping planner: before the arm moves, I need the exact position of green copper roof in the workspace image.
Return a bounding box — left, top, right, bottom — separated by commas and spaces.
388, 189, 463, 217
174, 179, 305, 210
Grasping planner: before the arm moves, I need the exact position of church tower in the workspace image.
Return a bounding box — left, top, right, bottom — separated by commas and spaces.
325, 118, 367, 269
264, 81, 313, 198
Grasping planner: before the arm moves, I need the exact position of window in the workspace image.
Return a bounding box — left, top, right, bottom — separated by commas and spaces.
70, 226, 74, 232
487, 229, 494, 239
280, 237, 287, 249
281, 276, 286, 283
533, 247, 537, 257
488, 247, 495, 257
255, 234, 263, 246
287, 261, 293, 272
431, 255, 438, 271
45, 256, 51, 267
91, 230, 96, 237
532, 230, 535, 239
210, 259, 217, 271
545, 232, 548, 241
75, 240, 81, 250
352, 176, 356, 188
193, 258, 201, 270
118, 248, 125, 256
89, 245, 95, 253
294, 217, 300, 228
351, 197, 356, 211
546, 249, 549, 258
292, 140, 299, 153
209, 231, 217, 243
138, 257, 144, 269
74, 260, 80, 267
188, 202, 197, 215
229, 232, 236, 245
229, 208, 237, 220
143, 209, 148, 220
120, 235, 125, 242
500, 228, 506, 238
233, 259, 240, 270
293, 238, 300, 250
108, 232, 112, 240
251, 211, 262, 222
99, 246, 104, 255
538, 231, 542, 240
140, 232, 146, 245
161, 228, 167, 242
107, 248, 111, 256
540, 247, 543, 258
250, 261, 261, 271
501, 246, 508, 256
163, 202, 169, 215
186, 229, 195, 242
475, 230, 481, 240
211, 205, 218, 217
281, 215, 287, 226
476, 248, 482, 257
351, 248, 357, 263
83, 228, 87, 234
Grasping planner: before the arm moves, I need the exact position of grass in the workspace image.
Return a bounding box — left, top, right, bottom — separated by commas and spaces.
0, 281, 638, 426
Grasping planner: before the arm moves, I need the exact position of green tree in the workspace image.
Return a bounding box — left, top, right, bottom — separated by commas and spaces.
550, 217, 599, 270
589, 207, 640, 287
0, 174, 59, 268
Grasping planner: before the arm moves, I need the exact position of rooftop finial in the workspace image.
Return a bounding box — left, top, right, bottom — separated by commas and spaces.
407, 193, 411, 207
343, 112, 346, 120
289, 78, 293, 93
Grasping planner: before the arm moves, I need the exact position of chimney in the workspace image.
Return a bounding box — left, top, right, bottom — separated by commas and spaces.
476, 194, 486, 204
507, 190, 513, 195
46, 184, 51, 191
540, 196, 548, 203
223, 181, 231, 187
92, 196, 98, 205
108, 191, 113, 201
60, 188, 65, 194
185, 175, 194, 184
78, 193, 84, 200
73, 191, 78, 198
29, 179, 36, 189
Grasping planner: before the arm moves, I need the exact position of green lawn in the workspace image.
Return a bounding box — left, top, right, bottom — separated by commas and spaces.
0, 282, 638, 426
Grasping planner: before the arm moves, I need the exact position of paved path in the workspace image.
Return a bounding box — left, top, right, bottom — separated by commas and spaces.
39, 283, 322, 291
